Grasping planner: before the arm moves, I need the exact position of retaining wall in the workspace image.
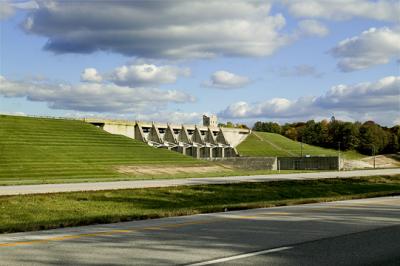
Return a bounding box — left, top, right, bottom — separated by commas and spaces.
206, 156, 340, 171
277, 156, 340, 170
206, 157, 277, 170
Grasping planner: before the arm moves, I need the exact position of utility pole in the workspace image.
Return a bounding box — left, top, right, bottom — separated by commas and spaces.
338, 141, 341, 171
277, 160, 280, 173
300, 137, 303, 157
373, 145, 376, 169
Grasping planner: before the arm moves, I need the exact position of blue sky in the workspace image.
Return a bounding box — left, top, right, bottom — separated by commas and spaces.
0, 0, 399, 126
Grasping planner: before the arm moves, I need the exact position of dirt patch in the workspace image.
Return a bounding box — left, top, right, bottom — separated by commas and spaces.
116, 165, 231, 176
344, 154, 400, 170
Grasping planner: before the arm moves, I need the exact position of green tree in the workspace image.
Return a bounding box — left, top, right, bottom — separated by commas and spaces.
358, 121, 388, 155
284, 127, 298, 141
252, 121, 281, 133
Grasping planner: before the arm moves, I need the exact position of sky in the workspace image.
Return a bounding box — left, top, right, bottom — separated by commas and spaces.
0, 0, 399, 126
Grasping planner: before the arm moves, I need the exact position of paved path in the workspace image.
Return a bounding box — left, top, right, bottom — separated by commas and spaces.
0, 196, 399, 265
0, 168, 399, 196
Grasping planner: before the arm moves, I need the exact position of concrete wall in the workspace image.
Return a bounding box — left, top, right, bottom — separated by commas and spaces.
277, 156, 339, 170
85, 118, 251, 158
207, 156, 339, 170
207, 157, 277, 170
220, 128, 250, 147
103, 123, 135, 139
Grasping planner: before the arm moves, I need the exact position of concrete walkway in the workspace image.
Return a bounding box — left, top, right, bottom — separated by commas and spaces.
0, 168, 399, 196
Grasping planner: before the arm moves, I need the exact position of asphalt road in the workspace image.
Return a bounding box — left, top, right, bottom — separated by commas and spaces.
0, 196, 399, 265
1, 168, 400, 196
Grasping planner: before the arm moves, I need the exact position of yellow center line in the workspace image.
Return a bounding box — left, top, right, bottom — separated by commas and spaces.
0, 229, 136, 247
224, 212, 293, 220
0, 214, 289, 248
0, 240, 50, 247
0, 218, 225, 248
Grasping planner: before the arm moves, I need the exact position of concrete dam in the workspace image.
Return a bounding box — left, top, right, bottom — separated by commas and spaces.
85, 115, 251, 158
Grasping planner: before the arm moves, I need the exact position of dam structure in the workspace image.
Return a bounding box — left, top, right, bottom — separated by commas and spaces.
85, 115, 251, 158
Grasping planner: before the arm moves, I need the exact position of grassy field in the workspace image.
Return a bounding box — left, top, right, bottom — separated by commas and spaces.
0, 115, 319, 186
0, 115, 203, 183
0, 115, 364, 186
0, 175, 399, 233
237, 132, 364, 159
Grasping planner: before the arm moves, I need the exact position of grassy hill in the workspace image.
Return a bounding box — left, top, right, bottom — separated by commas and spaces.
0, 115, 201, 184
237, 132, 364, 159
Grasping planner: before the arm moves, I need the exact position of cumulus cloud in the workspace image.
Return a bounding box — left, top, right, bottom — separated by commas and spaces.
219, 76, 400, 125
110, 64, 190, 87
276, 65, 324, 78
64, 111, 202, 125
0, 111, 26, 116
0, 75, 195, 113
0, 1, 14, 20
0, 0, 38, 20
330, 27, 400, 71
298, 19, 329, 37
316, 76, 400, 110
220, 97, 316, 119
203, 71, 250, 89
283, 0, 400, 22
133, 111, 202, 125
21, 1, 290, 59
81, 68, 103, 83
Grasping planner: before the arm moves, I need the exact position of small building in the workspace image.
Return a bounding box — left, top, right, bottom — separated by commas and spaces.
203, 115, 218, 127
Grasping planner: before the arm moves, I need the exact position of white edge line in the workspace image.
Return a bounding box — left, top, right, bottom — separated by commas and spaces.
186, 246, 292, 266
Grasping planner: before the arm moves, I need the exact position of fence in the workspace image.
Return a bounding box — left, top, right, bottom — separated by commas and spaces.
277, 156, 340, 170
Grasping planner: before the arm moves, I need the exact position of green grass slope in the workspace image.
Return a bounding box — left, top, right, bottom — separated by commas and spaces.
237, 132, 364, 159
0, 115, 200, 183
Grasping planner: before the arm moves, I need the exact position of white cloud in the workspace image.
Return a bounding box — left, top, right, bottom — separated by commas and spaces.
64, 111, 202, 125
0, 111, 26, 116
203, 71, 250, 89
0, 1, 14, 20
0, 75, 195, 113
81, 68, 103, 83
330, 27, 400, 71
0, 0, 38, 20
133, 111, 202, 125
219, 76, 400, 126
283, 0, 400, 22
315, 76, 400, 113
298, 19, 329, 37
12, 1, 39, 10
22, 1, 290, 59
110, 64, 190, 87
220, 97, 316, 119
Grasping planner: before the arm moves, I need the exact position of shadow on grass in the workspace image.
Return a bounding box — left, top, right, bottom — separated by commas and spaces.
0, 176, 399, 234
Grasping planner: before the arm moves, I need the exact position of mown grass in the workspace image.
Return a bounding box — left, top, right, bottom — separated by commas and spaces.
0, 115, 203, 183
0, 115, 319, 186
237, 132, 365, 159
0, 175, 399, 233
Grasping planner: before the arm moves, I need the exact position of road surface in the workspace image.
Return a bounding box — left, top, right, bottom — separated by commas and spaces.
1, 168, 399, 196
0, 196, 399, 265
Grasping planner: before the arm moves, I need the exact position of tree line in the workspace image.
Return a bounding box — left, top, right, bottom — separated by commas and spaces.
253, 118, 400, 155
218, 122, 249, 129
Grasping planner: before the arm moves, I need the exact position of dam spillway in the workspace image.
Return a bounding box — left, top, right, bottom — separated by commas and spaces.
85, 118, 251, 158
